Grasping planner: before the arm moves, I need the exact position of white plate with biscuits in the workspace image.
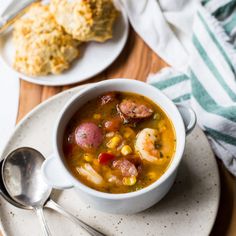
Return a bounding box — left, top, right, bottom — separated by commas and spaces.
0, 1, 129, 86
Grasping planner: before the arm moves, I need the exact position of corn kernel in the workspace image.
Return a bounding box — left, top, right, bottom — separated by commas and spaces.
106, 135, 122, 149
84, 153, 93, 162
93, 114, 101, 119
122, 176, 137, 186
121, 145, 132, 156
123, 127, 135, 139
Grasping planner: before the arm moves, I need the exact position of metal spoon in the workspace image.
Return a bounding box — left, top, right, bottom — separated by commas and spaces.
0, 159, 28, 209
1, 147, 105, 236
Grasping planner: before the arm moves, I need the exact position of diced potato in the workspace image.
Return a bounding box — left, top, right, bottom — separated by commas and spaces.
84, 153, 94, 162
121, 145, 132, 156
122, 176, 137, 186
93, 114, 101, 120
123, 127, 135, 139
106, 135, 122, 149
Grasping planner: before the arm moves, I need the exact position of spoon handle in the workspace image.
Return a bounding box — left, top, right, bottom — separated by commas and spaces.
46, 199, 106, 236
35, 207, 52, 236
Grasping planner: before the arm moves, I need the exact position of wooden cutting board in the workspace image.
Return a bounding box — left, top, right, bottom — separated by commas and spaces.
6, 28, 236, 236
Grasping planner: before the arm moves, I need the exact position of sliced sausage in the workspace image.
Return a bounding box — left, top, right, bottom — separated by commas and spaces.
75, 122, 103, 151
126, 156, 143, 175
117, 99, 153, 122
100, 92, 118, 105
112, 159, 138, 177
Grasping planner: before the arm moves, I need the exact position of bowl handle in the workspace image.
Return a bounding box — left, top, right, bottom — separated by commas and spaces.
41, 154, 73, 189
176, 104, 197, 135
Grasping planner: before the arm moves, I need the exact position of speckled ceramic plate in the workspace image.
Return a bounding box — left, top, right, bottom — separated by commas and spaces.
0, 84, 220, 236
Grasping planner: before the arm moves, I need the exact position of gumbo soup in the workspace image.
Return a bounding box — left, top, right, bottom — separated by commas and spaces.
63, 92, 176, 193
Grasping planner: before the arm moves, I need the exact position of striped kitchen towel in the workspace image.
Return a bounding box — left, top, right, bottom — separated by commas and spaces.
147, 1, 236, 175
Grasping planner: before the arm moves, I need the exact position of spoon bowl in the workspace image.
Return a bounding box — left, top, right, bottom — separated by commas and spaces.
1, 147, 105, 236
2, 147, 52, 235
0, 159, 27, 209
1, 148, 51, 208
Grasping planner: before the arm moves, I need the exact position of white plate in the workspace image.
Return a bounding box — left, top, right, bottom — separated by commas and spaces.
0, 3, 129, 86
0, 84, 220, 236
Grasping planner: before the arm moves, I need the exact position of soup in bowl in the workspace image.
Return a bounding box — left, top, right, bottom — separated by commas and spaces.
63, 91, 176, 193
42, 79, 196, 214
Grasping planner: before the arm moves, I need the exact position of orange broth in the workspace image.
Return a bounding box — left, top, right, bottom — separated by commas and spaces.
63, 92, 176, 193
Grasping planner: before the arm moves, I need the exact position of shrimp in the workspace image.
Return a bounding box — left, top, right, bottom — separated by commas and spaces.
76, 163, 104, 186
135, 128, 162, 163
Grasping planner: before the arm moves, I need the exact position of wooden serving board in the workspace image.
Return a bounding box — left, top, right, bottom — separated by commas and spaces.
5, 28, 236, 236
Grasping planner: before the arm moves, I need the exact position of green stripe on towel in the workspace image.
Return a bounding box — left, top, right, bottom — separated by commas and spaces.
192, 34, 236, 101
191, 71, 236, 122
197, 12, 236, 73
224, 13, 236, 34
151, 75, 189, 90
